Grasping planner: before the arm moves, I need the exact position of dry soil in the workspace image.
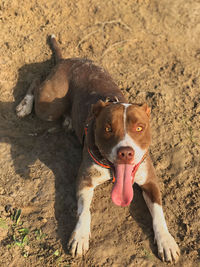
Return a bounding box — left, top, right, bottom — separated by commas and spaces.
0, 0, 199, 266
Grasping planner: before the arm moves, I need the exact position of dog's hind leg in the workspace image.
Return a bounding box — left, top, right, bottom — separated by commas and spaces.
16, 35, 64, 119
16, 78, 39, 117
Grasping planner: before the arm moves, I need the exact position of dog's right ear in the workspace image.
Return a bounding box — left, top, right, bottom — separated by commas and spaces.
92, 100, 108, 117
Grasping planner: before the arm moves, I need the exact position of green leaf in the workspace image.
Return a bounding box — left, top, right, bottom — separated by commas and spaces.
35, 229, 46, 240
15, 241, 23, 247
22, 235, 29, 244
23, 252, 28, 258
54, 250, 60, 256
18, 228, 29, 235
15, 209, 21, 225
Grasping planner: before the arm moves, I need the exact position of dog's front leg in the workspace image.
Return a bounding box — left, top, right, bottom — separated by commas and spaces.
68, 182, 94, 257
68, 159, 110, 257
142, 181, 180, 263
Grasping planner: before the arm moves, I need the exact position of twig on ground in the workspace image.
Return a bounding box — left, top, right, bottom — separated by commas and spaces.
77, 19, 132, 49
95, 19, 132, 32
101, 39, 137, 59
77, 30, 101, 48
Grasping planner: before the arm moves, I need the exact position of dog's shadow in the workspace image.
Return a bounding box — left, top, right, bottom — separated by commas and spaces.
1, 56, 82, 251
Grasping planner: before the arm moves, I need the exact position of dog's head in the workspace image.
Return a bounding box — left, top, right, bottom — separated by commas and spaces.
92, 100, 151, 206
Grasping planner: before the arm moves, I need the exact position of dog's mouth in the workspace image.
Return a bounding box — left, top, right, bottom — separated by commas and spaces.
111, 164, 136, 207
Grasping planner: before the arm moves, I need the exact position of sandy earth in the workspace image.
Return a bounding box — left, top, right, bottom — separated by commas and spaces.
0, 0, 200, 266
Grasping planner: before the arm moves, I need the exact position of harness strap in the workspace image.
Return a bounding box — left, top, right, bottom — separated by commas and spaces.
87, 148, 111, 169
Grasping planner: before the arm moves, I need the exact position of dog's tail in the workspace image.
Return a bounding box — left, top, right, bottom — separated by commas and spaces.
50, 34, 62, 64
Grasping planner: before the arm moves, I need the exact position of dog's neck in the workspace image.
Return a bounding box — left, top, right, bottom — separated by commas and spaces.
85, 118, 112, 168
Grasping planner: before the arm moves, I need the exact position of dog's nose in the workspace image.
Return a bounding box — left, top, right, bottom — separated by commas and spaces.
117, 146, 134, 164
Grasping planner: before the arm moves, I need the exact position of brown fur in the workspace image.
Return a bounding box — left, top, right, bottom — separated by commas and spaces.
126, 105, 151, 150
141, 155, 162, 205
94, 103, 125, 159
35, 58, 126, 143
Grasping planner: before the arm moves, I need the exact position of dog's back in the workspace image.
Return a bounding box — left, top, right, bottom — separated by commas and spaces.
37, 36, 126, 142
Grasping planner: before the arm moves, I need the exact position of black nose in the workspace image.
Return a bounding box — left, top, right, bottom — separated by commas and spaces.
117, 146, 134, 164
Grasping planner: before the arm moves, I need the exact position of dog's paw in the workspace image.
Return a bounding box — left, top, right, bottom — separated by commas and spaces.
155, 230, 180, 263
16, 95, 34, 117
68, 227, 90, 257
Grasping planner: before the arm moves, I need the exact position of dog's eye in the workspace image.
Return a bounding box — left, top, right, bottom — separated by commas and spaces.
105, 126, 112, 132
136, 126, 143, 132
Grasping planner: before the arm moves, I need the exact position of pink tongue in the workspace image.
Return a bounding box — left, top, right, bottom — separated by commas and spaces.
111, 164, 134, 207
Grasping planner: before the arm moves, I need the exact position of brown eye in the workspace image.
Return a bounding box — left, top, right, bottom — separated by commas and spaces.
136, 126, 143, 132
105, 126, 112, 132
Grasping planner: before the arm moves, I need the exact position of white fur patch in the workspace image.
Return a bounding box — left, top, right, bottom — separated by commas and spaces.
16, 94, 34, 117
90, 91, 97, 95
122, 103, 131, 109
109, 103, 146, 164
110, 133, 146, 164
68, 187, 94, 256
122, 103, 131, 132
134, 160, 148, 185
143, 192, 180, 262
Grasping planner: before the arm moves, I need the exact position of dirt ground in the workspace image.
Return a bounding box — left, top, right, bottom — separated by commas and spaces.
0, 0, 199, 266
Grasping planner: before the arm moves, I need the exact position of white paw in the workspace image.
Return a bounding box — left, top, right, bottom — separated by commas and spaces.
16, 95, 34, 117
155, 230, 180, 263
68, 223, 90, 257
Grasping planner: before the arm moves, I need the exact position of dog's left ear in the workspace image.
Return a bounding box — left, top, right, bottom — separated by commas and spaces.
142, 103, 151, 117
92, 100, 109, 117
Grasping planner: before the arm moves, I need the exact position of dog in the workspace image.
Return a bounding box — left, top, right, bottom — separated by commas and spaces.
16, 35, 180, 263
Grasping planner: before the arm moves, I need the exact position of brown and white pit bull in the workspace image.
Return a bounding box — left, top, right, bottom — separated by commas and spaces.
16, 35, 180, 262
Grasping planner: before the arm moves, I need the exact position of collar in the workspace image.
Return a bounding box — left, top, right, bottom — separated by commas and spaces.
85, 125, 111, 168
87, 148, 111, 169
